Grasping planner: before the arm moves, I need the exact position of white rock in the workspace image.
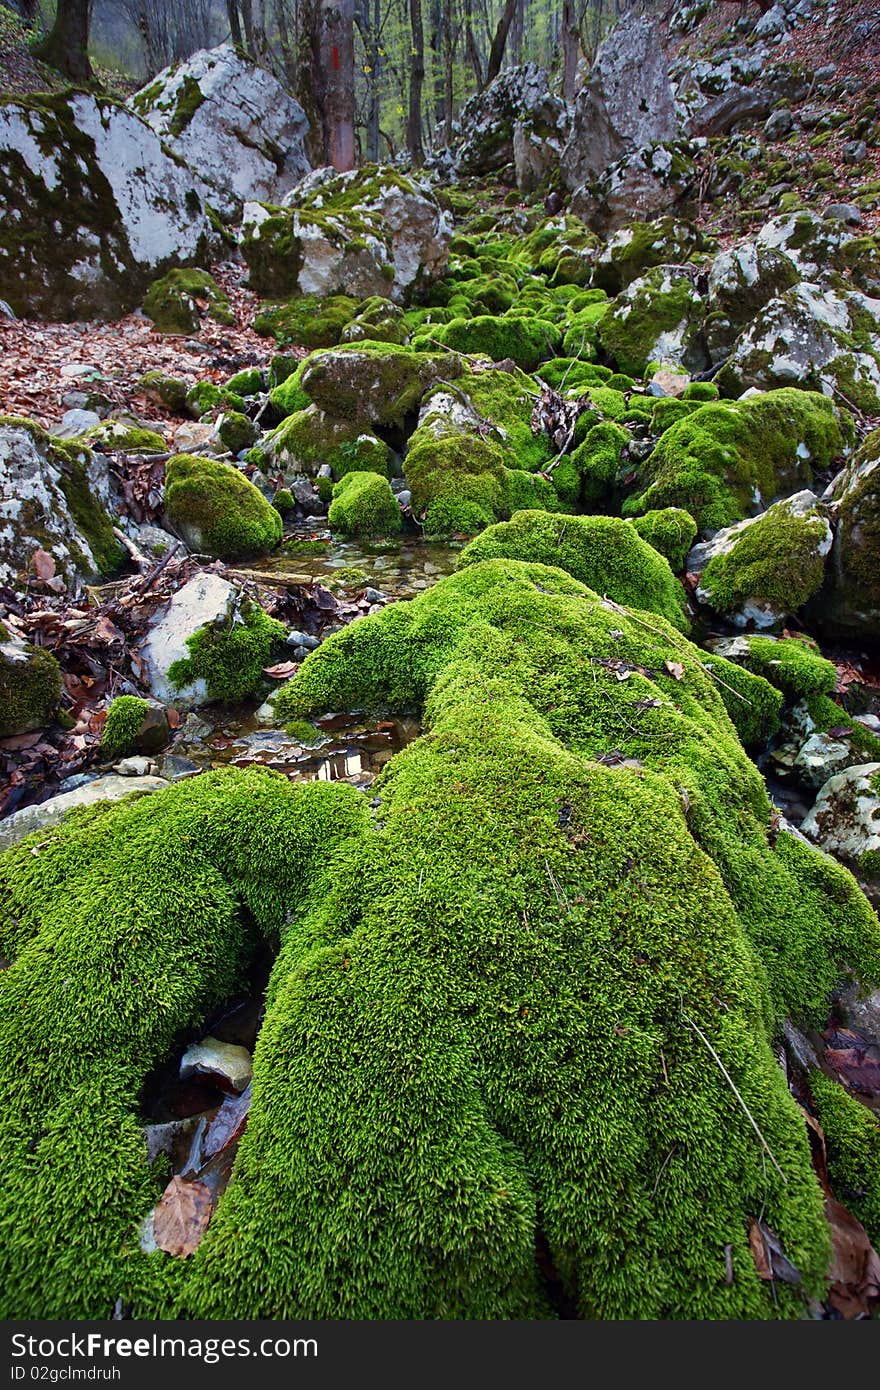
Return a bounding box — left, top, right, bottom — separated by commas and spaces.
140, 572, 238, 709
0, 774, 168, 851
801, 762, 880, 874
50, 409, 102, 439
180, 1036, 253, 1093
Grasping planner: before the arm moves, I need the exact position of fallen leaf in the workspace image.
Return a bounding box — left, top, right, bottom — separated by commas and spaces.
823, 1027, 880, 1097
263, 661, 298, 678
200, 1083, 251, 1164
30, 548, 56, 580
152, 1176, 213, 1257
665, 660, 686, 681
748, 1217, 801, 1285
825, 1194, 880, 1318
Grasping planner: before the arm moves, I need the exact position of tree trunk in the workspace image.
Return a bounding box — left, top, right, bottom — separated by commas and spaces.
484, 0, 517, 86
464, 0, 483, 90
226, 0, 244, 45
407, 0, 425, 165
561, 0, 579, 104
320, 0, 356, 171
443, 0, 455, 143
510, 0, 524, 66
274, 0, 297, 85
239, 0, 256, 52
32, 0, 93, 83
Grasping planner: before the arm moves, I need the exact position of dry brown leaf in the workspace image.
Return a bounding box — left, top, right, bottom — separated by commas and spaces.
665, 660, 686, 681
263, 660, 299, 678
153, 1176, 213, 1258
825, 1194, 880, 1318
30, 548, 56, 580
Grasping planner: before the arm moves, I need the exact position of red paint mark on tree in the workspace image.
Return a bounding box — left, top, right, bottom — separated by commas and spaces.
332, 46, 340, 69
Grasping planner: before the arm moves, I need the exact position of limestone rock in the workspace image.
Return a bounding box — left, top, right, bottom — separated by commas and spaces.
801, 763, 880, 884
0, 93, 209, 320
569, 142, 698, 235
132, 45, 310, 219
0, 629, 61, 737
179, 1036, 253, 1094
140, 572, 238, 710
0, 774, 168, 852
452, 65, 567, 181
561, 14, 678, 191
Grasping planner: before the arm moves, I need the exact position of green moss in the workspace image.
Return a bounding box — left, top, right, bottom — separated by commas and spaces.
217, 411, 258, 456
185, 382, 246, 418
699, 500, 830, 617
833, 431, 880, 618
739, 636, 837, 700
540, 359, 611, 391
802, 695, 880, 762
101, 696, 149, 759
592, 219, 704, 296
0, 768, 369, 1317
598, 270, 704, 378
682, 382, 719, 402
405, 431, 506, 537
58, 454, 125, 578
164, 455, 282, 560
341, 296, 409, 345
253, 294, 359, 349
0, 637, 62, 737
631, 508, 698, 572
168, 599, 285, 704
460, 369, 553, 472
458, 511, 688, 631
299, 344, 463, 427
143, 269, 233, 335
811, 1073, 880, 1245
419, 314, 561, 373
652, 398, 700, 434
272, 488, 296, 515
626, 389, 847, 532
224, 368, 265, 397
570, 422, 629, 509
328, 471, 402, 538
81, 421, 166, 453
267, 361, 310, 417
137, 372, 188, 413
167, 75, 206, 138
265, 405, 391, 479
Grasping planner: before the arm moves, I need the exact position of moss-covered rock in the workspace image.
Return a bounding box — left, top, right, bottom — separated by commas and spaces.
625, 388, 848, 532
458, 511, 688, 630
725, 635, 838, 702
143, 269, 233, 335
328, 471, 402, 538
0, 627, 62, 737
298, 344, 463, 427
821, 430, 880, 639
80, 421, 167, 453
598, 266, 708, 378
168, 599, 286, 703
694, 492, 833, 626
101, 695, 169, 759
216, 412, 258, 456
253, 294, 359, 348
185, 382, 246, 419
593, 218, 705, 296
341, 296, 409, 345
164, 454, 282, 559
811, 1072, 880, 1246
264, 405, 391, 480
224, 367, 266, 398
631, 508, 698, 572
419, 314, 561, 372
137, 372, 189, 413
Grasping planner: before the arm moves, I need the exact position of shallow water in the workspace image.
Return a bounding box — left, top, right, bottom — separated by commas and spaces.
250, 528, 463, 601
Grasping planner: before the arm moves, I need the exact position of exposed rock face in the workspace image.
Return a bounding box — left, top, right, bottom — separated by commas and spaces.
801, 763, 880, 886
447, 64, 569, 190
131, 45, 311, 218
0, 422, 121, 587
561, 14, 678, 191
140, 572, 239, 710
0, 94, 209, 320
242, 166, 452, 303
569, 143, 697, 235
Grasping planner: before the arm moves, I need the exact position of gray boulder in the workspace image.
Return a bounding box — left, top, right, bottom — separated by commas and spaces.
561, 14, 678, 191
140, 572, 239, 710
0, 774, 168, 852
819, 431, 880, 639
132, 44, 310, 219
570, 142, 697, 235
453, 65, 567, 182
801, 763, 880, 887
0, 93, 209, 320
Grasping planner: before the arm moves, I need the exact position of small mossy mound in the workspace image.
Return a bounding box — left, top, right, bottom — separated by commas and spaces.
138, 372, 189, 413
457, 511, 688, 631
405, 431, 506, 537
0, 768, 369, 1318
0, 632, 62, 737
626, 389, 848, 532
168, 599, 286, 703
631, 508, 698, 573
810, 1073, 880, 1246
327, 471, 402, 539
299, 344, 463, 427
81, 421, 167, 453
417, 314, 561, 373
738, 636, 837, 701
461, 368, 554, 472
224, 367, 265, 397
570, 421, 629, 509
253, 294, 359, 348
164, 454, 282, 560
216, 411, 258, 456
101, 696, 149, 760
185, 382, 246, 419
341, 296, 409, 345
698, 499, 831, 618
143, 269, 233, 335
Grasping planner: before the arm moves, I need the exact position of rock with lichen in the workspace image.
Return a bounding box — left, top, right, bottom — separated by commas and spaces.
0, 624, 61, 737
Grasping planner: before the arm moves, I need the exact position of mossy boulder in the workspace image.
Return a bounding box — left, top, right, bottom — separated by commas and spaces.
820, 430, 880, 639
216, 411, 258, 456
328, 471, 402, 538
593, 218, 705, 296
0, 628, 62, 736
224, 367, 266, 398
418, 314, 561, 373
137, 372, 189, 413
101, 696, 170, 759
264, 406, 391, 480
253, 294, 359, 348
168, 598, 286, 704
458, 511, 688, 630
569, 421, 629, 509
811, 1072, 880, 1247
0, 417, 123, 586
0, 92, 209, 320
598, 266, 708, 378
631, 508, 698, 572
625, 388, 848, 532
341, 296, 409, 345
185, 382, 246, 419
143, 269, 233, 335
693, 492, 833, 628
164, 454, 282, 559
711, 635, 837, 703
80, 420, 167, 453
298, 344, 463, 427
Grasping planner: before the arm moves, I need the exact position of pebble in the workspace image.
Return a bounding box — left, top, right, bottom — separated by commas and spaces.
114, 756, 159, 777
180, 1037, 253, 1094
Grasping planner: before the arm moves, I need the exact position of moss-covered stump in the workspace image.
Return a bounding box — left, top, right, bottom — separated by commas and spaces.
0, 769, 369, 1318
0, 627, 62, 736
164, 455, 282, 560
624, 389, 848, 532
143, 269, 233, 335
327, 471, 402, 538
457, 511, 688, 631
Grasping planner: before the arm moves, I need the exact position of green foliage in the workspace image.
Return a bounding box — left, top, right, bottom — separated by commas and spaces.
0, 769, 369, 1318
101, 696, 149, 759
631, 508, 698, 572
457, 511, 689, 631
811, 1073, 880, 1244
164, 455, 282, 560
168, 600, 286, 703
328, 471, 402, 538
143, 269, 232, 335
699, 500, 830, 616
625, 389, 847, 531
0, 637, 61, 737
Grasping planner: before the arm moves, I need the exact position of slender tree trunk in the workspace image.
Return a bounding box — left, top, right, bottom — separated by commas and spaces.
510, 0, 524, 66
484, 0, 518, 85
407, 0, 425, 165
562, 0, 579, 103
240, 0, 256, 52
32, 0, 93, 82
464, 0, 483, 90
443, 0, 454, 143
275, 0, 297, 84
367, 0, 382, 162
297, 0, 327, 164
226, 0, 244, 45
320, 0, 356, 170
